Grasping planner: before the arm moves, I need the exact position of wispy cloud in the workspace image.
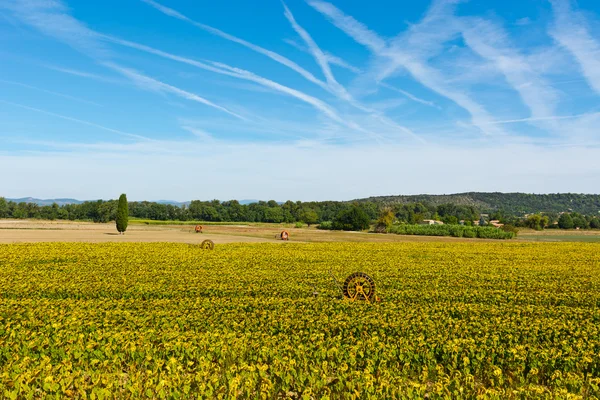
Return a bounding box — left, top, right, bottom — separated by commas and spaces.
139, 0, 423, 142
308, 0, 504, 136
283, 39, 362, 74
379, 82, 438, 108
307, 1, 387, 52
281, 3, 422, 142
485, 113, 600, 125
45, 65, 123, 84
0, 99, 151, 141
0, 0, 109, 57
101, 35, 371, 137
104, 63, 248, 121
180, 125, 214, 141
208, 61, 348, 126
460, 17, 559, 121
3, 1, 246, 125
0, 78, 102, 106
141, 0, 330, 92
282, 2, 345, 98
6, 138, 600, 200
549, 0, 600, 94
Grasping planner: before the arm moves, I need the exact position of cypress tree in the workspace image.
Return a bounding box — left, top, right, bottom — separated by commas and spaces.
116, 194, 129, 234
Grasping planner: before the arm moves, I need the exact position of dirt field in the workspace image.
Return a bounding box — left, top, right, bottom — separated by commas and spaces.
2, 220, 599, 244
0, 220, 279, 244
0, 220, 499, 244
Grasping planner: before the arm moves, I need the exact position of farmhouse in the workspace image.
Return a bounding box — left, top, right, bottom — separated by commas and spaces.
421, 219, 444, 225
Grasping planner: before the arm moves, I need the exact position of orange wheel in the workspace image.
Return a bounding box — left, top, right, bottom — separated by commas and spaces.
281, 230, 289, 241
200, 239, 214, 250
195, 225, 203, 233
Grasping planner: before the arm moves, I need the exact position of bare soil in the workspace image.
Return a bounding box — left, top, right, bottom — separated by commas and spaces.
0, 220, 277, 244
0, 220, 520, 244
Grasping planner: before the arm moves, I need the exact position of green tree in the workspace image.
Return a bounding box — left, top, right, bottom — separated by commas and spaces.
264, 207, 284, 223
0, 197, 8, 218
333, 205, 371, 231
590, 217, 600, 229
299, 208, 318, 227
116, 194, 129, 234
558, 213, 574, 229
525, 214, 548, 231
374, 209, 395, 233
571, 213, 588, 229
442, 215, 459, 225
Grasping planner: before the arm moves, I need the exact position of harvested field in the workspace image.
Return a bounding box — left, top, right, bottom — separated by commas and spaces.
1, 220, 599, 243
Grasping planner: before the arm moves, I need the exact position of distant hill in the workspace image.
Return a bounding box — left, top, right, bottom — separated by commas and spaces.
155, 200, 191, 207
153, 200, 270, 205
355, 192, 600, 215
7, 193, 600, 216
7, 197, 84, 206
5, 198, 276, 207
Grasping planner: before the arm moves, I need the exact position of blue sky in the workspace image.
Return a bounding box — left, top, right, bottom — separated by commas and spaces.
1, 0, 600, 201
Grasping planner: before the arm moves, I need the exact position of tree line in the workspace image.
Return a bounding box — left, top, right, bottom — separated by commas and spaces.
0, 197, 475, 224
361, 192, 600, 216
0, 196, 598, 231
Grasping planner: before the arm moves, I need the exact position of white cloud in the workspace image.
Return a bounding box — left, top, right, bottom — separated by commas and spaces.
308, 0, 504, 136
180, 125, 214, 140
460, 18, 559, 122
141, 0, 330, 92
3, 0, 244, 125
282, 2, 346, 99
104, 63, 248, 121
283, 38, 362, 74
550, 0, 600, 94
0, 0, 109, 57
0, 78, 102, 106
3, 0, 600, 200
0, 99, 151, 141
3, 140, 599, 200
45, 65, 123, 84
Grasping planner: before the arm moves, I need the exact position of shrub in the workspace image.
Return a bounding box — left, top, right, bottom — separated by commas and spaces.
501, 224, 519, 235
294, 222, 304, 228
317, 221, 333, 230
376, 209, 395, 230
388, 224, 514, 240
463, 228, 476, 238
332, 205, 371, 231
373, 223, 388, 233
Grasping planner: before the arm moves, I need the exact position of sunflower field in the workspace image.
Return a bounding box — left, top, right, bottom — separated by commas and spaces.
0, 242, 599, 399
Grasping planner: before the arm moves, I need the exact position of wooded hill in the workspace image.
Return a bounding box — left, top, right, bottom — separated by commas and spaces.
355, 192, 600, 216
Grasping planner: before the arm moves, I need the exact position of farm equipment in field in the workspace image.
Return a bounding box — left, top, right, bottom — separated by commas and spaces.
200, 239, 214, 250
312, 270, 381, 303
341, 272, 380, 302
195, 225, 203, 233
276, 230, 289, 241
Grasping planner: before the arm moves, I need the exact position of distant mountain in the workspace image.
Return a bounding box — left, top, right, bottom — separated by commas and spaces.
9, 193, 599, 216
354, 192, 600, 215
7, 197, 84, 206
4, 197, 276, 207
155, 200, 191, 207
152, 200, 269, 206
239, 199, 259, 205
